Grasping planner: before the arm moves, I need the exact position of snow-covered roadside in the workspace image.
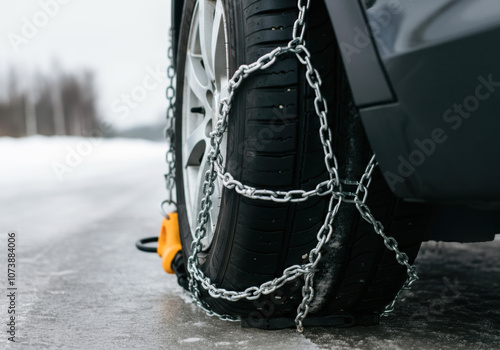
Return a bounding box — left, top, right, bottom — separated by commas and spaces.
0, 136, 178, 349
0, 136, 167, 192
0, 134, 170, 250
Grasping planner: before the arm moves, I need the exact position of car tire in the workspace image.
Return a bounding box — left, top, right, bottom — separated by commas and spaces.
175, 0, 429, 326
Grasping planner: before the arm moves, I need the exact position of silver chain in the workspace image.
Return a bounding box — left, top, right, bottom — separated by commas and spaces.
162, 0, 418, 332
162, 29, 177, 216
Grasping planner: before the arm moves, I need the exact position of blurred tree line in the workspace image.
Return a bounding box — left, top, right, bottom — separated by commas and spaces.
0, 68, 100, 137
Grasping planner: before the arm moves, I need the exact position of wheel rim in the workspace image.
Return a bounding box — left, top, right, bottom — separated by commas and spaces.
182, 0, 229, 249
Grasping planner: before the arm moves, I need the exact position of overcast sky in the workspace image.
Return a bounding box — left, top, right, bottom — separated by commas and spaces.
0, 0, 172, 130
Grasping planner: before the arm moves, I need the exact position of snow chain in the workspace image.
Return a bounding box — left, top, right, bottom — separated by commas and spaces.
161, 29, 177, 218
162, 0, 418, 333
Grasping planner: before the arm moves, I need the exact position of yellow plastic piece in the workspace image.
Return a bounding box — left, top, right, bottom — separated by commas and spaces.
157, 212, 181, 274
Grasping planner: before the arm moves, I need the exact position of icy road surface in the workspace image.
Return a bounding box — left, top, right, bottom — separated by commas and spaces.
0, 136, 499, 349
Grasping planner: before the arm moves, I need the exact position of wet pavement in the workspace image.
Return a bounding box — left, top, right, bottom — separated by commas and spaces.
1, 137, 499, 349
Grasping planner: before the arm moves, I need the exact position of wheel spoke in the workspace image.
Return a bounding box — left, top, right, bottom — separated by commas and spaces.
187, 54, 212, 113
184, 116, 210, 168
192, 147, 220, 241
193, 146, 211, 234
209, 173, 222, 234
198, 0, 216, 82
211, 1, 225, 90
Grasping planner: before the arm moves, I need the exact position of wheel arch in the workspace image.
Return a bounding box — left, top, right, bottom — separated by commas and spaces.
323, 0, 394, 107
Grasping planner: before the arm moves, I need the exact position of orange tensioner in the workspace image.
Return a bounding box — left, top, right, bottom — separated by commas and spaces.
135, 212, 188, 289
157, 212, 182, 274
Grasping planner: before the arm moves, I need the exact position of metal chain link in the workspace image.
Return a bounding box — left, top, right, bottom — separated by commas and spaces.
162, 0, 418, 332
162, 29, 177, 217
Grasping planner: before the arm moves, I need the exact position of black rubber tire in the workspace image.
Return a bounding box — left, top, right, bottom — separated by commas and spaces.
175, 0, 429, 325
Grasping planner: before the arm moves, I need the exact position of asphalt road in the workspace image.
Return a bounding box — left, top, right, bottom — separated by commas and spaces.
1, 137, 499, 349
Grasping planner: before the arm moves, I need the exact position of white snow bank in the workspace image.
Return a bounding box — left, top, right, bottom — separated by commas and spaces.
0, 135, 167, 188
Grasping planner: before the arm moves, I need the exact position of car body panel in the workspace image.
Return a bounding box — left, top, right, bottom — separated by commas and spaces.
356, 0, 500, 204
323, 0, 394, 106
172, 0, 500, 241
325, 0, 500, 241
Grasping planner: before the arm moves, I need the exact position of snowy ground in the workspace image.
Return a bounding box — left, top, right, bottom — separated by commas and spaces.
0, 136, 499, 349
